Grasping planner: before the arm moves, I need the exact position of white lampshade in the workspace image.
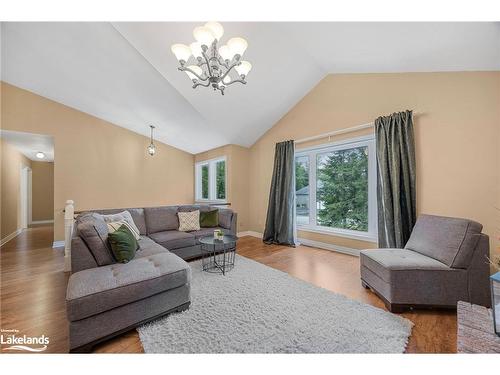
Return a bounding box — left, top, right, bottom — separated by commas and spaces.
171, 44, 192, 62
185, 65, 203, 81
227, 37, 248, 57
205, 22, 224, 40
218, 45, 234, 61
235, 61, 252, 76
193, 26, 215, 47
222, 75, 231, 84
190, 42, 203, 59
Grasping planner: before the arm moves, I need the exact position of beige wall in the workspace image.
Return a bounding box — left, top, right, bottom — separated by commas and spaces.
31, 161, 54, 222
247, 72, 500, 253
1, 139, 32, 240
1, 82, 195, 242
195, 144, 250, 232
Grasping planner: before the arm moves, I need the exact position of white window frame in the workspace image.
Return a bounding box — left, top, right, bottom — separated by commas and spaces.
195, 156, 227, 203
295, 134, 377, 242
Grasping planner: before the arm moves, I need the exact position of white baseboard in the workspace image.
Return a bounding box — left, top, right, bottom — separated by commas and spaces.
30, 220, 54, 225
298, 237, 360, 257
0, 229, 24, 247
237, 231, 263, 239
52, 240, 65, 248
236, 231, 359, 257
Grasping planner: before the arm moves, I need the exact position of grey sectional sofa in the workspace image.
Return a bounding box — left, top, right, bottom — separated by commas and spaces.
360, 214, 491, 313
66, 204, 237, 352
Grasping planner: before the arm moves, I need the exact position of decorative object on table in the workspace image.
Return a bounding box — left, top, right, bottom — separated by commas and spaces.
171, 22, 252, 95
213, 229, 224, 240
137, 254, 413, 353
457, 301, 500, 353
147, 125, 156, 156
199, 235, 237, 275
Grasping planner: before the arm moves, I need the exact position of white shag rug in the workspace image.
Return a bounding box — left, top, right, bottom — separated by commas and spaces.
137, 254, 413, 353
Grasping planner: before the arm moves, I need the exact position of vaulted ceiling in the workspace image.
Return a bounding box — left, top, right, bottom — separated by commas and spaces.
2, 22, 499, 154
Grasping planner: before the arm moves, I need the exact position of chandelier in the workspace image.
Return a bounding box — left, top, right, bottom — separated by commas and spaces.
171, 22, 252, 95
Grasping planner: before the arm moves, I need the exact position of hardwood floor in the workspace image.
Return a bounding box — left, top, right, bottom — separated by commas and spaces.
0, 225, 457, 354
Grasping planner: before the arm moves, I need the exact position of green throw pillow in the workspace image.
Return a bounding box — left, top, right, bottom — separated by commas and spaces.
200, 209, 219, 228
107, 224, 139, 263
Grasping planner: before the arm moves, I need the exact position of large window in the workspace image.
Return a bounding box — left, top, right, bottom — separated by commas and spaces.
196, 157, 227, 202
295, 136, 377, 241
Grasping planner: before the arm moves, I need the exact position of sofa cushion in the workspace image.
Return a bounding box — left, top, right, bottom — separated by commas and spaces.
189, 227, 231, 239
404, 214, 483, 269
149, 230, 196, 250
134, 236, 169, 258
76, 214, 114, 266
360, 248, 450, 284
66, 252, 191, 321
144, 206, 179, 234
81, 208, 147, 235
218, 209, 233, 229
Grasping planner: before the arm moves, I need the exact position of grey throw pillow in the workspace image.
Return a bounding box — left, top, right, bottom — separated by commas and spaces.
77, 215, 114, 266
218, 209, 232, 229
97, 211, 141, 240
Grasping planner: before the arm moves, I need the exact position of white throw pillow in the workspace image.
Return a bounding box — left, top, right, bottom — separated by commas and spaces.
98, 211, 141, 240
106, 220, 141, 241
178, 210, 200, 232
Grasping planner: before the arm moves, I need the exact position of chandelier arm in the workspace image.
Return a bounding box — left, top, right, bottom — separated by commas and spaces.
193, 80, 211, 89
201, 49, 214, 78
224, 78, 247, 86
178, 66, 208, 81
219, 61, 241, 82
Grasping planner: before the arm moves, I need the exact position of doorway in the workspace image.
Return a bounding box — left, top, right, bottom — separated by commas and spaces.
19, 165, 32, 230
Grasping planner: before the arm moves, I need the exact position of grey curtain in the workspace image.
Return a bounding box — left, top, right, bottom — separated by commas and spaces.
375, 110, 417, 248
263, 140, 296, 246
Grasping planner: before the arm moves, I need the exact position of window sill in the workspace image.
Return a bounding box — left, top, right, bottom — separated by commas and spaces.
195, 200, 229, 205
297, 225, 377, 243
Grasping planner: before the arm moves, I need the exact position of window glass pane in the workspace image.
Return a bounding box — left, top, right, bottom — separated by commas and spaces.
295, 155, 310, 225
216, 161, 226, 200
201, 164, 209, 199
316, 146, 368, 232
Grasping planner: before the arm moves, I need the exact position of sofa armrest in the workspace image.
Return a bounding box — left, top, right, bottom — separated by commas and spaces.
230, 212, 238, 236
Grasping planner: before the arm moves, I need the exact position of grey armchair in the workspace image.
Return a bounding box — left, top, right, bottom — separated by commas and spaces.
360, 214, 491, 313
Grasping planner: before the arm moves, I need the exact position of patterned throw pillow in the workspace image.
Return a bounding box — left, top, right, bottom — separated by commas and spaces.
107, 220, 141, 241
98, 211, 141, 239
178, 210, 201, 232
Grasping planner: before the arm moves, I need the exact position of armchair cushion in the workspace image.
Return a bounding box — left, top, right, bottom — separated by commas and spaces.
404, 214, 483, 269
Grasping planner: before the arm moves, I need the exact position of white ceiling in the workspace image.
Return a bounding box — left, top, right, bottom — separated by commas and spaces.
2, 22, 499, 154
0, 130, 54, 162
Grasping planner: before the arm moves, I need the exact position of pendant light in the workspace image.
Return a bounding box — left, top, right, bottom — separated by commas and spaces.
147, 125, 156, 156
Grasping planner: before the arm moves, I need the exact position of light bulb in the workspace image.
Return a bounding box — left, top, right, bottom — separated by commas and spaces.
148, 143, 156, 156
193, 26, 215, 47
204, 22, 224, 40
235, 61, 252, 77
171, 44, 192, 63
184, 65, 203, 81
218, 45, 234, 61
35, 151, 45, 159
222, 76, 231, 84
190, 42, 203, 59
227, 37, 248, 57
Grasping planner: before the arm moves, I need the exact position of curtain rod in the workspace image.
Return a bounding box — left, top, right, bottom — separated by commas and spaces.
295, 112, 421, 145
